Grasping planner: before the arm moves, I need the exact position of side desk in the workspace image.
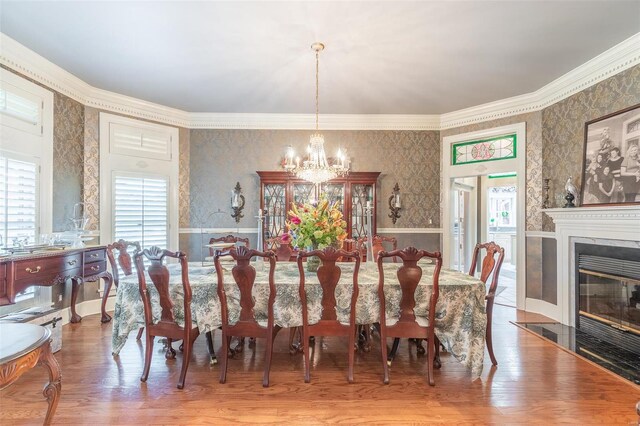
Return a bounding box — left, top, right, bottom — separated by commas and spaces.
0, 246, 112, 323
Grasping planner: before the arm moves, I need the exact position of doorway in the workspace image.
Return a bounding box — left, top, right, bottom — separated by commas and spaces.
482, 174, 517, 306
442, 123, 526, 310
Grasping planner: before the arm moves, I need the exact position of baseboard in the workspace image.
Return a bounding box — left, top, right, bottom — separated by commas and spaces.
525, 298, 561, 323
58, 296, 116, 326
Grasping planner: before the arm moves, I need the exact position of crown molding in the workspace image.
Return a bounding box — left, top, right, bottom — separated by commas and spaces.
440, 32, 640, 130
2, 31, 639, 131
188, 112, 440, 131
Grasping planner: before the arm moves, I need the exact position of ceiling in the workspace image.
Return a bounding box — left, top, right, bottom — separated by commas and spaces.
1, 1, 638, 115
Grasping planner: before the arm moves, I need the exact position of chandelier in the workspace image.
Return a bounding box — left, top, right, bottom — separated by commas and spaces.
283, 42, 349, 185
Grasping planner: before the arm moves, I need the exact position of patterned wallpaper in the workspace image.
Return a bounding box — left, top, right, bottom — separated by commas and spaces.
188, 129, 441, 230
52, 93, 84, 231
541, 64, 640, 231
179, 128, 191, 228
83, 107, 100, 231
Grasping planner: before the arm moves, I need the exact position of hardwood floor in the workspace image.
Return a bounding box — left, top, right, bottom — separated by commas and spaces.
1, 305, 638, 424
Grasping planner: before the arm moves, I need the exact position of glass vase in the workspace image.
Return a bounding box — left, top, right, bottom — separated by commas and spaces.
306, 245, 320, 272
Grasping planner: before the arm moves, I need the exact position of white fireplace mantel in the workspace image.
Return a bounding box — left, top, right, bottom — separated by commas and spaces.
544, 206, 640, 326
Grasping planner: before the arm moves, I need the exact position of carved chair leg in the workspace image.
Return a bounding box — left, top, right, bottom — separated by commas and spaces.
100, 274, 114, 323
434, 336, 442, 369
486, 303, 498, 366
69, 278, 83, 323
165, 338, 176, 359
232, 337, 245, 354
141, 333, 154, 382
39, 343, 61, 426
289, 327, 302, 355
427, 334, 435, 386
177, 333, 195, 389
263, 327, 279, 388
219, 335, 231, 384
380, 333, 390, 384
136, 327, 144, 340
414, 338, 426, 355
205, 331, 217, 365
302, 328, 311, 383
348, 327, 356, 384
387, 338, 400, 365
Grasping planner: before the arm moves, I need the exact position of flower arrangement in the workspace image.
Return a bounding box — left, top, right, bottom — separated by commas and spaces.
286, 197, 347, 249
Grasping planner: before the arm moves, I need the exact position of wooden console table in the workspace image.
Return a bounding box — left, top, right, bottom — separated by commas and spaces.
0, 246, 112, 323
0, 322, 61, 425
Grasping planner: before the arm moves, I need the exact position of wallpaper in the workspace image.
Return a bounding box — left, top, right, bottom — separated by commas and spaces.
541, 64, 640, 231
52, 93, 84, 231
188, 129, 441, 230
179, 127, 191, 228
83, 107, 100, 232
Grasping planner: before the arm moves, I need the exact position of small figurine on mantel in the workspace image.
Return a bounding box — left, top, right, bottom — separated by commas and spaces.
564, 176, 579, 208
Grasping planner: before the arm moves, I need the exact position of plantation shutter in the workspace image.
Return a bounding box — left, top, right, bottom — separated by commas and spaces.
113, 174, 168, 250
0, 153, 38, 246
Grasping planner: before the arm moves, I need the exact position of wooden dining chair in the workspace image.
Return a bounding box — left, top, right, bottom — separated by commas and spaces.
103, 239, 140, 324
468, 241, 505, 366
357, 235, 398, 262
215, 246, 280, 387
208, 234, 250, 257
378, 247, 442, 386
297, 246, 361, 383
134, 247, 199, 389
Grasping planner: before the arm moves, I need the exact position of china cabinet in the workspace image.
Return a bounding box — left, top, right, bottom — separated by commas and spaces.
257, 171, 380, 251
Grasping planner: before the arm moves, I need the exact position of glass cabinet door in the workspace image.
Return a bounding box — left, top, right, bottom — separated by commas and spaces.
320, 183, 345, 212
293, 183, 315, 206
263, 183, 286, 244
351, 184, 374, 240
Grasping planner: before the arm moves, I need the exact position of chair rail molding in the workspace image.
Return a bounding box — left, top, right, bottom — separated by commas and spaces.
2, 32, 639, 130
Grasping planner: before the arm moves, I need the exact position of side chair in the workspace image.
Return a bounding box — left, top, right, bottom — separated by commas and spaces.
468, 241, 505, 366
134, 247, 199, 389
297, 246, 361, 383
214, 246, 280, 387
378, 247, 442, 386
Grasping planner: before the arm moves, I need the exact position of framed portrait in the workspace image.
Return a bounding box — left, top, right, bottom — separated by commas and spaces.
580, 104, 640, 206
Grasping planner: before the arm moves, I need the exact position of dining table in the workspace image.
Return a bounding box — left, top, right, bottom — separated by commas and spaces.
111, 260, 487, 379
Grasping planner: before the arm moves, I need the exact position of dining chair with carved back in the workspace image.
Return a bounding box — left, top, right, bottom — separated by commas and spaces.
208, 234, 250, 258
377, 247, 442, 386
297, 246, 361, 383
214, 246, 280, 387
468, 241, 505, 366
357, 235, 398, 263
134, 247, 199, 389
353, 235, 398, 352
207, 234, 251, 354
104, 239, 140, 325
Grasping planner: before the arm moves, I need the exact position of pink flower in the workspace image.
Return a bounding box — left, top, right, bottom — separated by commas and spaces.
280, 233, 291, 243
290, 216, 301, 225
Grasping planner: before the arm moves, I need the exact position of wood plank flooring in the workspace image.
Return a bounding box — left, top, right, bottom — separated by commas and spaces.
1, 305, 639, 424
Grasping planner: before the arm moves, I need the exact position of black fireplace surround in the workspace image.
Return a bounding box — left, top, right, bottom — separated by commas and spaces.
575, 242, 640, 354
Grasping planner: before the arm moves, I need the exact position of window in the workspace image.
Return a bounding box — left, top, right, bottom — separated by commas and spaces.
0, 69, 53, 316
113, 174, 168, 250
99, 113, 178, 256
0, 152, 39, 246
452, 134, 517, 165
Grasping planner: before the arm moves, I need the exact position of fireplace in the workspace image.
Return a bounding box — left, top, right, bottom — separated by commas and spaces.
575, 242, 640, 352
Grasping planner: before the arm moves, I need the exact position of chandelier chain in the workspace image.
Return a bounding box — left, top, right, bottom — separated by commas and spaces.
315, 49, 319, 131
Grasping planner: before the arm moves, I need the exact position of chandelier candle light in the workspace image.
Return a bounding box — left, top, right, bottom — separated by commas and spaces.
283, 42, 349, 185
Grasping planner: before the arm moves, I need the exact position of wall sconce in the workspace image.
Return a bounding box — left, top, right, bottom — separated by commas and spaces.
388, 182, 401, 224
230, 182, 245, 223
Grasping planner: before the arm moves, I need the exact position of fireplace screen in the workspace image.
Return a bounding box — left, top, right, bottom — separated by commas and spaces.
578, 254, 640, 334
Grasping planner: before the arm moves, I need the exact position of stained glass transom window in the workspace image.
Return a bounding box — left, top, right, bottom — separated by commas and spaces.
452, 134, 516, 165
